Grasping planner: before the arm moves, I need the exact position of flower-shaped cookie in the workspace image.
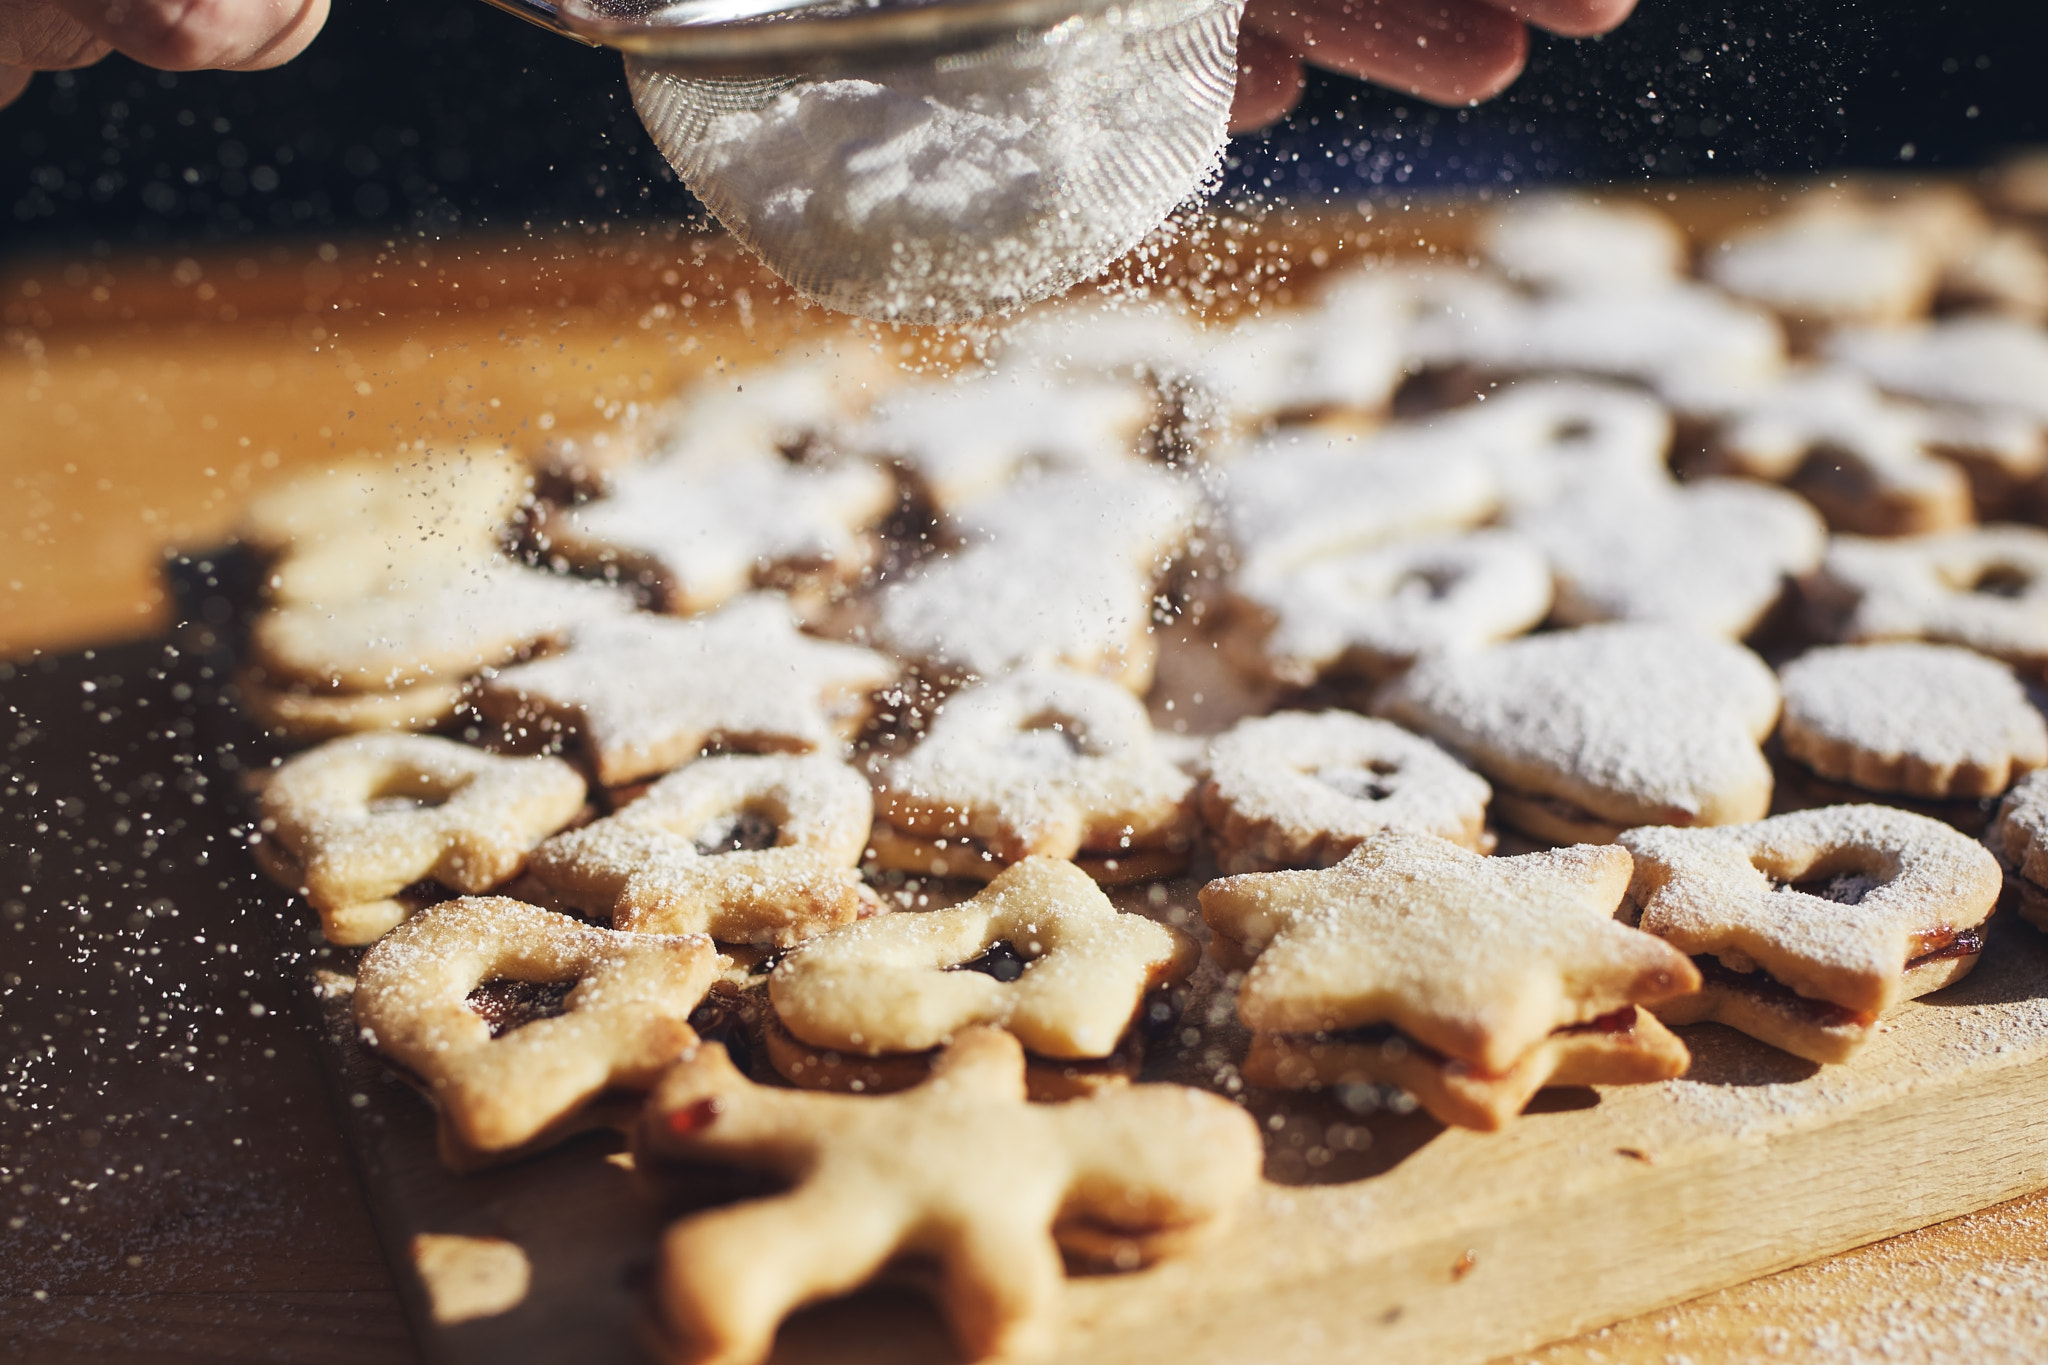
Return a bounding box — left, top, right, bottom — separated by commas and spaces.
354, 896, 719, 1168
1621, 805, 2002, 1063
253, 734, 588, 945
1375, 623, 1781, 844
1198, 710, 1493, 870
1804, 526, 2048, 671
538, 453, 896, 615
1200, 830, 1696, 1130
767, 857, 1193, 1092
872, 667, 1196, 883
1778, 643, 2048, 799
634, 1027, 1260, 1365
1511, 478, 1826, 638
1993, 769, 2048, 931
1229, 529, 1553, 686
477, 594, 897, 787
529, 753, 877, 947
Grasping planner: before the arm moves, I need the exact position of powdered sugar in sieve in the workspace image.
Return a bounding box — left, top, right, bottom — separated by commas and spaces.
625, 0, 1242, 324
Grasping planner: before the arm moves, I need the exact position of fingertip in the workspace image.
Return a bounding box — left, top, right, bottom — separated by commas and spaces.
1491, 0, 1637, 39
59, 0, 326, 72
1229, 30, 1307, 133
223, 0, 331, 69
0, 66, 32, 110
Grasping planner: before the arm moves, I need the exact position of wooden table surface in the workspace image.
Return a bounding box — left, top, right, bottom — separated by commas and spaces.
5, 192, 2047, 1363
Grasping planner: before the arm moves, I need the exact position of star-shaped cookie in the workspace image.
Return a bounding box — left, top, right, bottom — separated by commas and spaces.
539, 453, 896, 615
1198, 828, 1699, 1076
476, 594, 896, 787
634, 1027, 1260, 1365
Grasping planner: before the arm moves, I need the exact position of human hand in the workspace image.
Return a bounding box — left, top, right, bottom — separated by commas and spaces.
1229, 0, 1637, 130
0, 0, 329, 109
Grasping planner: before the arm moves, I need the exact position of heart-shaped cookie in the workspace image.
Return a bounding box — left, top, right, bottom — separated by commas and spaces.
1375, 623, 1781, 843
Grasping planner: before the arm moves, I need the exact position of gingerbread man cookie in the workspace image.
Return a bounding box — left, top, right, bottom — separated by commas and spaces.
1511, 477, 1826, 638
1199, 829, 1698, 1130
634, 1027, 1261, 1365
477, 594, 897, 787
871, 668, 1197, 884
253, 734, 588, 945
1375, 623, 1781, 844
1804, 526, 2048, 672
1621, 805, 2002, 1063
529, 753, 877, 947
765, 857, 1194, 1098
1198, 711, 1493, 871
354, 895, 719, 1168
1778, 643, 2048, 800
1229, 529, 1554, 686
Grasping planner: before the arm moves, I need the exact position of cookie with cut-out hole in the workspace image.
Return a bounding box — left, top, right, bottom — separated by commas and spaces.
1375, 623, 1781, 845
537, 453, 896, 616
252, 734, 588, 946
249, 564, 625, 694
1198, 711, 1493, 872
1621, 804, 2002, 1064
1511, 477, 1826, 638
633, 1026, 1260, 1365
353, 895, 718, 1169
1804, 526, 2048, 672
871, 667, 1196, 884
872, 465, 1201, 693
1663, 365, 1975, 535
477, 594, 896, 787
1227, 529, 1553, 687
1199, 829, 1698, 1129
529, 753, 877, 948
1830, 315, 2048, 428
1779, 643, 2048, 800
764, 857, 1193, 1099
1992, 769, 2048, 932
240, 447, 530, 604
1244, 1005, 1691, 1134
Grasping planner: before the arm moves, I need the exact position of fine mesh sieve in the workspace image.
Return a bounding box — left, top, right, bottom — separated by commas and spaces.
499, 0, 1242, 324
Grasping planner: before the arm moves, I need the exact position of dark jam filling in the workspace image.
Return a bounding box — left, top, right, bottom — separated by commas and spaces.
1906, 925, 1987, 968
1308, 1008, 1638, 1076
1691, 956, 1876, 1030
948, 940, 1029, 982
465, 979, 575, 1038
693, 809, 782, 856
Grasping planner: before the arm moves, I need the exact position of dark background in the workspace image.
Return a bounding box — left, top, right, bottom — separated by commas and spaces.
1, 0, 2045, 253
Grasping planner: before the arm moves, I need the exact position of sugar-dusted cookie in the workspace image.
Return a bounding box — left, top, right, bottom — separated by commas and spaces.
1706, 208, 1942, 334
536, 453, 896, 615
765, 856, 1194, 1096
856, 371, 1154, 512
1217, 426, 1496, 580
1662, 365, 1975, 536
253, 734, 587, 945
240, 447, 530, 604
871, 465, 1202, 693
1229, 529, 1554, 686
1779, 643, 2048, 800
477, 594, 896, 787
1511, 477, 1826, 637
249, 564, 625, 694
1477, 194, 1688, 294
1198, 711, 1493, 870
1436, 378, 1677, 515
1376, 623, 1781, 844
1199, 829, 1698, 1129
1621, 805, 2002, 1063
237, 669, 468, 742
1828, 315, 2048, 428
1245, 1007, 1692, 1134
353, 895, 718, 1168
634, 1027, 1260, 1365
1992, 769, 2048, 931
529, 753, 876, 947
1804, 526, 2048, 671
871, 668, 1196, 883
